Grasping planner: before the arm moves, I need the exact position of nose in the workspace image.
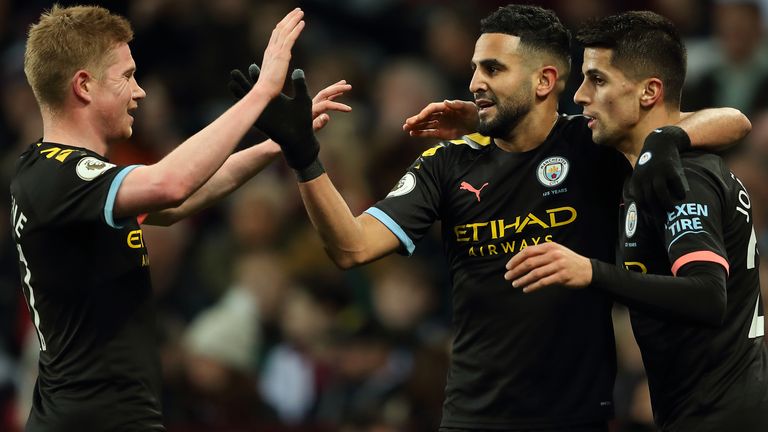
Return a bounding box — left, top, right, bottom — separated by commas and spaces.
132, 78, 146, 100
469, 69, 486, 95
573, 79, 589, 107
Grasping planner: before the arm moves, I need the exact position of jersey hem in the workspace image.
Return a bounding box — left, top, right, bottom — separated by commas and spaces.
365, 207, 416, 255
104, 165, 142, 229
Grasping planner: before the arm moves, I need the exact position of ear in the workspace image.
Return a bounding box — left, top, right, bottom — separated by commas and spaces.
72, 70, 93, 103
535, 66, 560, 98
639, 78, 663, 108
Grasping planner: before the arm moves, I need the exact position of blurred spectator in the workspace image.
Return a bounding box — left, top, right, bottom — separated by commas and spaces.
259, 283, 345, 424
2, 1, 766, 430
684, 0, 768, 117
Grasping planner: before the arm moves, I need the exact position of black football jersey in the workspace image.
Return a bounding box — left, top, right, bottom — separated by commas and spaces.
368, 115, 630, 429
619, 152, 768, 431
10, 142, 164, 431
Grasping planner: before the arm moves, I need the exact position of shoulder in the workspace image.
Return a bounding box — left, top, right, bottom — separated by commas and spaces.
681, 152, 728, 182
549, 114, 600, 152
680, 152, 733, 198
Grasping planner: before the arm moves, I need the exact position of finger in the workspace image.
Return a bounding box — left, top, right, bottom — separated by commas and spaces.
248, 64, 261, 83
291, 69, 310, 100
668, 168, 688, 201
284, 19, 305, 47
313, 113, 330, 131
228, 69, 251, 99
403, 120, 439, 132
313, 82, 351, 102
511, 262, 559, 289
505, 244, 550, 271
522, 273, 562, 293
504, 252, 550, 282
270, 9, 304, 51
404, 102, 449, 125
227, 81, 247, 100
445, 99, 478, 112
313, 101, 352, 114
642, 177, 659, 216
653, 175, 673, 212
275, 8, 303, 34
407, 130, 441, 138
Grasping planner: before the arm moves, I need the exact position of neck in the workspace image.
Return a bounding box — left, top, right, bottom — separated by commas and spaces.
620, 104, 681, 167
494, 101, 559, 153
41, 106, 109, 156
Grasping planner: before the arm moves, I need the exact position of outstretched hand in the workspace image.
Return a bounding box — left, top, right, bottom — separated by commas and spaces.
504, 242, 592, 293
229, 64, 351, 132
251, 8, 305, 100
628, 126, 691, 213
402, 100, 479, 139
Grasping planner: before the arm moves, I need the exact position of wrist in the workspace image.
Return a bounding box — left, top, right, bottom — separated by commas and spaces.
294, 158, 325, 182
249, 81, 279, 102
647, 125, 691, 152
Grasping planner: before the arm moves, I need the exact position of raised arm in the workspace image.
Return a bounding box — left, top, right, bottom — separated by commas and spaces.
226, 64, 402, 268
298, 175, 401, 269
142, 78, 352, 226
113, 8, 305, 219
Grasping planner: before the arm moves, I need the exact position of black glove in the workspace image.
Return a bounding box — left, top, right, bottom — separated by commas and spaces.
628, 125, 691, 212
228, 65, 324, 182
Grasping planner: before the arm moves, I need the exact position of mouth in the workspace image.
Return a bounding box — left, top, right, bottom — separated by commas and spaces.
583, 113, 597, 129
475, 98, 495, 115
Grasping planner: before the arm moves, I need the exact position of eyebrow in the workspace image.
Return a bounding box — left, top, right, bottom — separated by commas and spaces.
472, 58, 506, 70
584, 68, 605, 77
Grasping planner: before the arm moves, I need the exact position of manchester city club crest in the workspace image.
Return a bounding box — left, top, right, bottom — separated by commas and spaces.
625, 202, 638, 238
536, 156, 570, 187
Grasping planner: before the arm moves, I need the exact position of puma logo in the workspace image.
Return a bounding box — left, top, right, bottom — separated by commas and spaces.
459, 181, 489, 202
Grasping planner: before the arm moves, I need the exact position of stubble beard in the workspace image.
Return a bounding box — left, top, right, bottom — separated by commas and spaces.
477, 87, 533, 140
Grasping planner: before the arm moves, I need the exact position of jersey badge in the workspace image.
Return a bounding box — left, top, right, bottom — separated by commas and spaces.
76, 157, 116, 181
625, 201, 638, 238
459, 181, 488, 202
387, 172, 416, 198
536, 156, 569, 187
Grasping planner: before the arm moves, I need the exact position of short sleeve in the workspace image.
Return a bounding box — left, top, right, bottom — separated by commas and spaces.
34, 154, 141, 229
365, 145, 445, 255
662, 167, 729, 276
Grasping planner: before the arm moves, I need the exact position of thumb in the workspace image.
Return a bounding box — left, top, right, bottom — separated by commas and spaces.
248, 63, 261, 84
292, 69, 310, 100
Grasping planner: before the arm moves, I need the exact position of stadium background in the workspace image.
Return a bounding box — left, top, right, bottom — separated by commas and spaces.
1, 0, 767, 430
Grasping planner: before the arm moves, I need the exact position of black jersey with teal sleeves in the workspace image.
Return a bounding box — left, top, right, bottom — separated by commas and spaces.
368, 115, 631, 429
10, 142, 164, 432
619, 152, 768, 431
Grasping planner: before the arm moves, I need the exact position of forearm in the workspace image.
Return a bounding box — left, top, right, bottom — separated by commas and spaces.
155, 88, 273, 200
144, 140, 280, 226
591, 260, 727, 326
677, 108, 751, 150
298, 174, 381, 268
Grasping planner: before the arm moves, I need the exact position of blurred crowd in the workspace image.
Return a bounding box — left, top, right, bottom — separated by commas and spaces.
1, 0, 768, 431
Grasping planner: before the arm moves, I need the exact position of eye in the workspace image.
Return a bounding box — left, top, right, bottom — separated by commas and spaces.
591, 76, 605, 86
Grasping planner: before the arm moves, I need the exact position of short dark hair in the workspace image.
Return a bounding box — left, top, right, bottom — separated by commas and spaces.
480, 4, 571, 79
576, 11, 687, 106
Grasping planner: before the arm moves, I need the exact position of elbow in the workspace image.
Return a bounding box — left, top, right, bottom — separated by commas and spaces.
725, 107, 752, 140
329, 251, 364, 270
699, 288, 728, 327
150, 174, 194, 209
734, 108, 752, 139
